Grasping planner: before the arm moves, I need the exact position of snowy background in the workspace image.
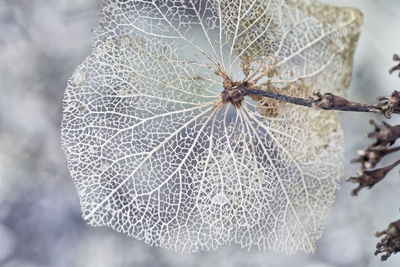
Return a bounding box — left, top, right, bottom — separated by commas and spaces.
1, 0, 400, 266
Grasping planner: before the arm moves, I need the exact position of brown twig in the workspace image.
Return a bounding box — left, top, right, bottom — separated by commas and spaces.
240, 87, 400, 117
242, 88, 313, 108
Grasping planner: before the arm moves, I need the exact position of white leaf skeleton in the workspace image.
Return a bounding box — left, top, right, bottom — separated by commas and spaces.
61, 0, 362, 253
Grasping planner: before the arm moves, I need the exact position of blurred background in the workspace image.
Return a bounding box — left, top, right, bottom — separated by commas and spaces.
1, 0, 400, 266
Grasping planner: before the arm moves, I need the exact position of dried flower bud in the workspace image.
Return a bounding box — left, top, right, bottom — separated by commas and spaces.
377, 90, 400, 119
346, 159, 400, 196
375, 219, 400, 261
312, 92, 378, 113
389, 54, 400, 77
351, 148, 384, 170
351, 147, 400, 171
368, 120, 400, 148
312, 92, 350, 110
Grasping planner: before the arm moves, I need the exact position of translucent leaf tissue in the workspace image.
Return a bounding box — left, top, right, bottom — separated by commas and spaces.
61, 0, 362, 253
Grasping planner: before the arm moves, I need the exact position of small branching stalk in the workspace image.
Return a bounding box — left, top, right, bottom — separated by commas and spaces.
346, 159, 400, 196
389, 54, 400, 77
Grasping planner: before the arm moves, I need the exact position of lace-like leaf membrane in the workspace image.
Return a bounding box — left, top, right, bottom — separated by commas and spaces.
61, 0, 362, 253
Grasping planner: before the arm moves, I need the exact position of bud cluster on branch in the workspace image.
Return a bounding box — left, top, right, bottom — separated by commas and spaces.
375, 219, 400, 261
346, 120, 400, 196
345, 55, 400, 261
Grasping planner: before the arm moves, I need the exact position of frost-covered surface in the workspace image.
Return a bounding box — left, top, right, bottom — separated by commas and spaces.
1, 0, 400, 266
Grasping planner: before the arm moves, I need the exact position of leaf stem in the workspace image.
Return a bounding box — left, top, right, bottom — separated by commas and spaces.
243, 88, 313, 107
241, 87, 393, 115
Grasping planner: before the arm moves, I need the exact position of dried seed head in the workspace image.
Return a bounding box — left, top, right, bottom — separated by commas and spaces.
377, 90, 400, 119
346, 159, 400, 196
375, 220, 400, 261
351, 148, 384, 170
368, 120, 400, 148
351, 146, 400, 171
